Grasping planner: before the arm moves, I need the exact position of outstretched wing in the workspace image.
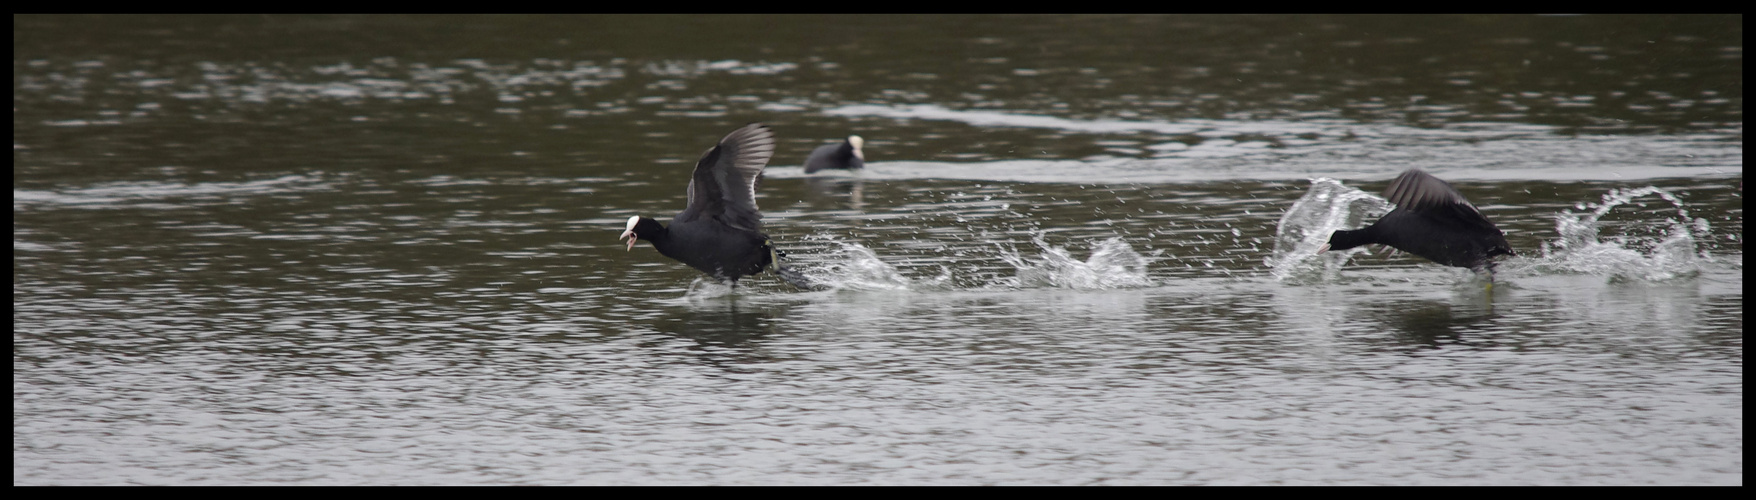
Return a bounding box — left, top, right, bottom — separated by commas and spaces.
1382, 168, 1499, 232
678, 123, 775, 230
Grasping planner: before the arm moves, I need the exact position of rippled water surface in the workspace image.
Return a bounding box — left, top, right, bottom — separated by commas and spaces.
14, 14, 1742, 485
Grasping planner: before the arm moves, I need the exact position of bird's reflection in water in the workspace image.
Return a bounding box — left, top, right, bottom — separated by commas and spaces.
1367, 297, 1498, 348
804, 176, 864, 210
648, 299, 792, 372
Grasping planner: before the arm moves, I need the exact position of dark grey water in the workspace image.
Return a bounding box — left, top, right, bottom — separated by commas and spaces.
14, 14, 1741, 485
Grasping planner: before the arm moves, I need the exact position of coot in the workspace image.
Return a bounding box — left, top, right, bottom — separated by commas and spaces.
1324, 169, 1515, 279
803, 135, 865, 173
620, 123, 816, 289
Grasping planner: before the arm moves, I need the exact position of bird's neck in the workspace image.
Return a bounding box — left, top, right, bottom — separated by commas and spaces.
1327, 226, 1379, 251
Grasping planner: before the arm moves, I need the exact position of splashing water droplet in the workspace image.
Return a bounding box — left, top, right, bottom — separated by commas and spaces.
1539, 186, 1706, 281
999, 234, 1152, 289
787, 240, 947, 292
1266, 178, 1390, 282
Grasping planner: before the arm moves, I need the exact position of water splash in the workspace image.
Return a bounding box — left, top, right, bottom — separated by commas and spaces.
1536, 186, 1709, 281
1267, 178, 1391, 282
998, 235, 1153, 289
789, 240, 948, 292
681, 278, 737, 300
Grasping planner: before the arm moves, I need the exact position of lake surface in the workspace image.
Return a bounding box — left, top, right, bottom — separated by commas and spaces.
13, 14, 1742, 485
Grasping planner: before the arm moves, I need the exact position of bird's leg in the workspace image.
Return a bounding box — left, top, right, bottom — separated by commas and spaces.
1475, 262, 1497, 293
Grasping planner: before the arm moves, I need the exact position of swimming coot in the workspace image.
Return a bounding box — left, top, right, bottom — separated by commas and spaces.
1324, 169, 1515, 279
803, 135, 865, 173
620, 123, 815, 288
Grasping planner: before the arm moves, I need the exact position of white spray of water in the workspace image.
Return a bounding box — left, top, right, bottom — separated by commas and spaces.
773, 237, 950, 292
1537, 186, 1709, 281
774, 233, 1152, 292
998, 235, 1153, 289
1267, 178, 1391, 282
681, 278, 736, 300
677, 241, 941, 300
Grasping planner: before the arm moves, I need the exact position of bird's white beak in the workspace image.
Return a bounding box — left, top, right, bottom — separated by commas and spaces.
848, 135, 865, 161
621, 216, 639, 251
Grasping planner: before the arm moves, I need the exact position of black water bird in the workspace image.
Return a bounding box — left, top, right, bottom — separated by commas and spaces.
803, 135, 865, 173
1323, 169, 1515, 280
620, 123, 817, 289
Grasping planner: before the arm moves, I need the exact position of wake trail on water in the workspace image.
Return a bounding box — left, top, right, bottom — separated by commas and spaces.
698, 232, 1154, 298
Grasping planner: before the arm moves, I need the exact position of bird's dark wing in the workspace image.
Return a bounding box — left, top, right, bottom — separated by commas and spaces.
678, 123, 776, 230
1381, 169, 1499, 232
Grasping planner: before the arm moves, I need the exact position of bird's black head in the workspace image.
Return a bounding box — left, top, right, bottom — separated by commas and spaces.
619, 215, 666, 251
